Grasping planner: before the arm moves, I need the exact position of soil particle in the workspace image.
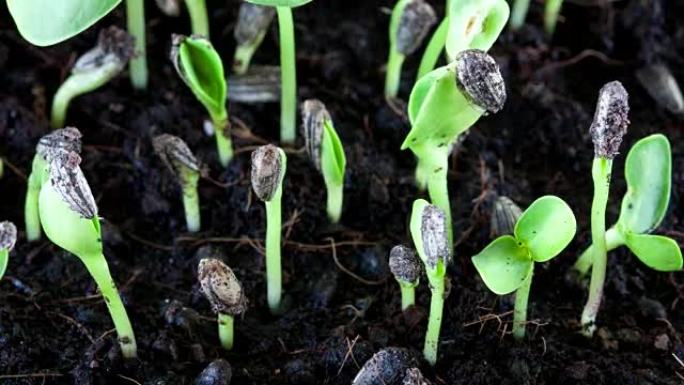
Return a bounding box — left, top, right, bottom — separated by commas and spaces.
195, 359, 232, 385
351, 347, 419, 385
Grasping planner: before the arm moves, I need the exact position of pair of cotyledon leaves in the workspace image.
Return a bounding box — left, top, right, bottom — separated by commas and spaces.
8, 0, 311, 46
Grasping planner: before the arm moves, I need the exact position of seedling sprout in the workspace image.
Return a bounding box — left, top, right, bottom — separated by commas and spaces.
152, 134, 202, 232
0, 222, 18, 281
389, 245, 421, 310
184, 0, 210, 37
409, 199, 450, 365
251, 144, 287, 313
171, 34, 232, 167
25, 127, 83, 242
385, 0, 437, 98
245, 0, 314, 144
38, 151, 137, 358
198, 257, 248, 350
472, 196, 576, 339
51, 27, 134, 128
126, 0, 148, 89
233, 3, 276, 74
301, 99, 347, 223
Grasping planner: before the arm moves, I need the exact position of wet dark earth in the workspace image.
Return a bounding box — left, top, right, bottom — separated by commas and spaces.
1, 0, 684, 384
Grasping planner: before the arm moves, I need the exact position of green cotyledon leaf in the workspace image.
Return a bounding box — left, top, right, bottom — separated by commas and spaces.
472, 235, 532, 295
514, 195, 576, 262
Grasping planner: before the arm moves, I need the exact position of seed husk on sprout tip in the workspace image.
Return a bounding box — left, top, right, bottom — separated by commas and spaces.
491, 195, 523, 237
301, 99, 329, 170
37, 127, 83, 162
0, 221, 17, 280
233, 3, 276, 74
420, 204, 451, 270
396, 0, 437, 56
389, 245, 421, 310
589, 81, 630, 159
198, 257, 248, 350
152, 134, 202, 232
454, 49, 507, 114
49, 151, 98, 219
251, 144, 283, 202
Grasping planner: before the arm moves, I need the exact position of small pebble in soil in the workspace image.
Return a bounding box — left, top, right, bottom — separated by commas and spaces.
654, 334, 670, 351
307, 269, 337, 309
352, 347, 419, 385
163, 299, 202, 338
402, 368, 431, 385
357, 246, 390, 280
196, 359, 232, 385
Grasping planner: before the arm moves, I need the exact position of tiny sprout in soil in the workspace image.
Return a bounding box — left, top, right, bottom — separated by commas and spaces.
0, 222, 17, 281
153, 134, 202, 232
198, 255, 248, 350
251, 144, 287, 313
233, 3, 276, 74
472, 195, 577, 339
389, 245, 421, 310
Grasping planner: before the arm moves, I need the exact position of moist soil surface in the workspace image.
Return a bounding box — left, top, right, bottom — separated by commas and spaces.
1, 0, 684, 384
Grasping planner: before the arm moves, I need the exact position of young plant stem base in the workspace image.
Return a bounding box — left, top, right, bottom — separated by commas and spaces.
234, 44, 260, 75
416, 18, 448, 80
424, 276, 445, 366
544, 0, 563, 35
265, 195, 283, 314
214, 118, 233, 167
385, 50, 406, 99
276, 6, 297, 144
182, 182, 201, 233
25, 157, 46, 241
580, 158, 612, 337
509, 0, 531, 30
82, 256, 137, 358
326, 182, 344, 223
426, 150, 453, 249
399, 283, 416, 311
126, 0, 149, 90
184, 0, 210, 37
513, 269, 532, 340
218, 313, 234, 350
573, 228, 622, 277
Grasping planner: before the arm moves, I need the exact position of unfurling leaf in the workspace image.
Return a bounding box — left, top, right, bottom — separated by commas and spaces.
514, 196, 576, 262
472, 235, 532, 295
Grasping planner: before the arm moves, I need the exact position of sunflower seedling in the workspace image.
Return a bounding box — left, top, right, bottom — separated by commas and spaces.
473, 196, 576, 339
0, 222, 17, 281
409, 199, 450, 365
573, 134, 682, 277
385, 0, 437, 98
251, 144, 287, 313
301, 99, 347, 223
51, 27, 134, 128
198, 257, 248, 350
404, 49, 506, 246
245, 0, 313, 144
25, 127, 83, 242
389, 245, 421, 311
171, 35, 232, 167
153, 134, 202, 232
233, 3, 276, 74
38, 151, 137, 358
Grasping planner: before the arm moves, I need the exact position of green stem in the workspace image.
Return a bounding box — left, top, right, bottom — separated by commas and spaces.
126, 0, 148, 90
0, 250, 8, 280
182, 173, 201, 232
425, 149, 453, 250
213, 117, 233, 167
513, 269, 533, 340
417, 18, 448, 80
423, 274, 445, 365
276, 6, 297, 144
25, 156, 46, 241
233, 38, 264, 75
265, 191, 283, 314
415, 157, 428, 191
81, 255, 137, 358
218, 313, 234, 350
573, 227, 623, 277
399, 282, 415, 310
544, 0, 563, 36
184, 0, 210, 37
385, 50, 406, 99
509, 0, 531, 30
325, 180, 343, 223
581, 158, 612, 337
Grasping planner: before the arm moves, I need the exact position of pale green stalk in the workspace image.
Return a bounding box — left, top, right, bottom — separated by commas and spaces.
126, 0, 148, 90
416, 18, 448, 80
399, 282, 416, 310
212, 116, 233, 167
513, 269, 532, 339
573, 228, 622, 276
509, 0, 531, 30
0, 250, 8, 279
385, 50, 406, 98
184, 0, 210, 37
265, 188, 283, 314
276, 6, 297, 144
25, 156, 46, 241
182, 170, 201, 232
325, 180, 343, 223
218, 313, 234, 350
424, 275, 445, 365
544, 0, 563, 35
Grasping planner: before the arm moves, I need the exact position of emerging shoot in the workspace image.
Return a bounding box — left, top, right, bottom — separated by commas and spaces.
403, 49, 506, 246
0, 222, 17, 281
385, 0, 437, 98
198, 257, 248, 350
245, 0, 314, 144
251, 144, 287, 313
25, 127, 83, 242
473, 196, 576, 339
126, 0, 148, 89
544, 0, 563, 36
38, 151, 137, 358
171, 34, 232, 167
233, 3, 276, 74
51, 27, 134, 128
409, 200, 450, 365
389, 245, 421, 310
152, 134, 202, 232
184, 0, 210, 37
301, 99, 347, 223
580, 81, 630, 337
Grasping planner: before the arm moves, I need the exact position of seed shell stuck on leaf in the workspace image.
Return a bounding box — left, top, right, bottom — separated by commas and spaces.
73, 26, 135, 74
491, 196, 523, 237
420, 204, 451, 270
454, 49, 506, 113
589, 81, 630, 159
396, 0, 437, 56
198, 258, 248, 316
37, 127, 83, 162
0, 222, 17, 251
235, 3, 276, 46
389, 245, 421, 284
48, 152, 98, 220
301, 99, 331, 170
152, 134, 200, 179
250, 144, 283, 202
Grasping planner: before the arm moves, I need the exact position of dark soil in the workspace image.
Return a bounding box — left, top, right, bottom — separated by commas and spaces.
1, 0, 684, 384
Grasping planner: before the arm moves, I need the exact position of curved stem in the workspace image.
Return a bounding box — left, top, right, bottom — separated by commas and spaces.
325, 180, 343, 223
182, 172, 201, 232
509, 0, 531, 30
233, 34, 266, 75
417, 18, 448, 80
25, 156, 46, 241
425, 149, 453, 250
213, 117, 233, 167
544, 0, 563, 36
581, 158, 612, 337
385, 50, 406, 99
82, 255, 137, 358
513, 269, 533, 340
184, 0, 210, 37
265, 192, 283, 314
276, 6, 297, 144
399, 282, 415, 311
126, 0, 148, 90
423, 274, 445, 365
573, 227, 623, 277
218, 313, 234, 350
